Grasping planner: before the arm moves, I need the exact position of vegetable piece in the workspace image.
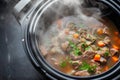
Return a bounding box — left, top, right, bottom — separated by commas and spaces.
94, 54, 101, 61
104, 66, 109, 71
112, 56, 119, 62
112, 45, 119, 50
69, 41, 82, 56
85, 46, 91, 51
73, 33, 79, 39
69, 41, 76, 49
88, 65, 97, 73
104, 51, 109, 57
114, 31, 119, 35
81, 43, 86, 49
79, 62, 96, 73
59, 60, 67, 68
98, 41, 105, 47
73, 48, 82, 56
97, 28, 103, 35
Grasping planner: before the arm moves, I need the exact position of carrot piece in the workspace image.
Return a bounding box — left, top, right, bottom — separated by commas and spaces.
97, 28, 103, 35
113, 45, 119, 50
114, 32, 119, 35
97, 41, 105, 47
112, 56, 119, 62
73, 33, 79, 39
104, 66, 109, 71
94, 54, 101, 61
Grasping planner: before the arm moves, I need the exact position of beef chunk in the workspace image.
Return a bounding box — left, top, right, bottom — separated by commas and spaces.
70, 53, 82, 60
61, 41, 69, 51
103, 37, 111, 45
71, 61, 82, 70
100, 57, 107, 63
74, 70, 90, 76
110, 48, 118, 56
103, 27, 109, 35
83, 51, 96, 59
95, 66, 102, 74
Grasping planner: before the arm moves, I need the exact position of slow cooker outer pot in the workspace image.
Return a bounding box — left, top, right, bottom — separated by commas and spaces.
13, 0, 120, 80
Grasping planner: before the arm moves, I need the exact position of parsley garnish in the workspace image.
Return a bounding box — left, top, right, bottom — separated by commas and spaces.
59, 60, 67, 68
85, 46, 91, 50
104, 51, 109, 57
69, 41, 82, 56
79, 62, 96, 73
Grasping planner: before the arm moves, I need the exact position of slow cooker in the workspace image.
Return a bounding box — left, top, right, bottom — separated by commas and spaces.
13, 0, 120, 79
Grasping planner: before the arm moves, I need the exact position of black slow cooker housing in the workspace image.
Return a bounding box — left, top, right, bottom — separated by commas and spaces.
14, 0, 120, 79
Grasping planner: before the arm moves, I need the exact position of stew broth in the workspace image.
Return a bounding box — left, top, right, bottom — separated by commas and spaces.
39, 16, 120, 76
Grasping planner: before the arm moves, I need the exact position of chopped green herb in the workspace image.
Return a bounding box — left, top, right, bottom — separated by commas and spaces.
69, 41, 82, 56
88, 65, 97, 73
85, 46, 91, 50
96, 47, 101, 50
69, 41, 76, 49
73, 48, 82, 56
79, 62, 90, 70
104, 51, 109, 57
81, 43, 86, 49
79, 62, 96, 73
59, 60, 67, 68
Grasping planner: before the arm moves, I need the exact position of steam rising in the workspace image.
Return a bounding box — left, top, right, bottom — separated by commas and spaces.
36, 0, 103, 51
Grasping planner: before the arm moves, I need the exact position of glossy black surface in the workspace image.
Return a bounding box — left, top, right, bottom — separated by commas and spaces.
0, 0, 120, 80
0, 1, 45, 80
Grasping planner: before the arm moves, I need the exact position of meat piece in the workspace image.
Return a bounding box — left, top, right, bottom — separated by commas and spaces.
50, 47, 57, 54
100, 57, 107, 63
71, 61, 82, 65
74, 70, 90, 76
71, 61, 82, 69
96, 47, 109, 56
50, 47, 64, 54
86, 41, 92, 45
101, 47, 109, 52
70, 53, 82, 60
70, 51, 96, 61
95, 66, 102, 74
103, 37, 111, 45
96, 51, 105, 56
86, 34, 96, 41
80, 32, 87, 38
103, 27, 109, 35
72, 38, 79, 44
82, 51, 96, 60
61, 41, 69, 51
79, 38, 86, 42
90, 60, 100, 66
110, 48, 118, 56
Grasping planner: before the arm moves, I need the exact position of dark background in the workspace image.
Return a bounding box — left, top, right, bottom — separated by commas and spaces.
0, 0, 44, 80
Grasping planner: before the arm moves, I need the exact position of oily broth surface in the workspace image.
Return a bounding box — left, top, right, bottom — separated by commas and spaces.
39, 16, 120, 76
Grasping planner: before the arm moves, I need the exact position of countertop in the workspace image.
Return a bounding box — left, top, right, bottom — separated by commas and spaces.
0, 1, 46, 80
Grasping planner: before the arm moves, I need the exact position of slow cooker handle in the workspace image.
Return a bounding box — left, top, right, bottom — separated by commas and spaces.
100, 0, 120, 15
13, 0, 43, 25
